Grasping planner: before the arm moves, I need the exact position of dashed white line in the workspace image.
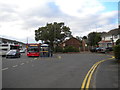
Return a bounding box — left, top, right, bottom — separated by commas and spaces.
2, 67, 8, 71
12, 65, 18, 67
20, 63, 24, 65
34, 58, 37, 60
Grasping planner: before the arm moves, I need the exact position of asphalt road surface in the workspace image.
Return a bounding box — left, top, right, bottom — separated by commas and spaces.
2, 52, 119, 88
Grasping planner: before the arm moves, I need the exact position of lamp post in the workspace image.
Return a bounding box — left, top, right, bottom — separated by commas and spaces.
110, 34, 114, 47
53, 25, 56, 53
118, 25, 120, 39
27, 37, 28, 44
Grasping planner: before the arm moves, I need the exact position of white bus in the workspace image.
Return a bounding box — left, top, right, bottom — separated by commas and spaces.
0, 44, 11, 56
0, 44, 21, 56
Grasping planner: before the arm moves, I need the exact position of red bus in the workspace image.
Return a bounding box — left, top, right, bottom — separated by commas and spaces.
26, 43, 40, 57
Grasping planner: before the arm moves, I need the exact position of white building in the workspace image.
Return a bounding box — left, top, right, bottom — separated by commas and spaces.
99, 28, 120, 48
0, 37, 26, 48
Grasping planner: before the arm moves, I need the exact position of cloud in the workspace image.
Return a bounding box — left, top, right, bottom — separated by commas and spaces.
54, 0, 105, 18
97, 11, 118, 24
0, 0, 118, 43
0, 3, 18, 22
19, 2, 65, 29
60, 10, 118, 36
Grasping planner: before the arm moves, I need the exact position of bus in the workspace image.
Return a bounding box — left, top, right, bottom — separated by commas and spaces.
0, 44, 11, 56
0, 44, 21, 56
40, 44, 52, 57
26, 43, 40, 57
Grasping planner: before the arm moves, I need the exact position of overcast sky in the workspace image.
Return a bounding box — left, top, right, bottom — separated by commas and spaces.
0, 0, 119, 43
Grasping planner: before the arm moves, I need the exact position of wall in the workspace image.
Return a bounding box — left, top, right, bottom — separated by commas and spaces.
102, 35, 119, 43
65, 38, 80, 49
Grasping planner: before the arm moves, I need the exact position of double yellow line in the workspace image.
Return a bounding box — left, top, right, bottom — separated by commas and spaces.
81, 56, 115, 89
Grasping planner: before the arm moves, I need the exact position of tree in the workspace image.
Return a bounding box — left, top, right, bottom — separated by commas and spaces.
35, 22, 72, 50
88, 32, 101, 47
116, 39, 120, 45
76, 36, 82, 41
82, 36, 87, 39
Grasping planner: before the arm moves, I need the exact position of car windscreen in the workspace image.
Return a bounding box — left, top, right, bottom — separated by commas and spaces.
28, 48, 39, 52
7, 50, 16, 54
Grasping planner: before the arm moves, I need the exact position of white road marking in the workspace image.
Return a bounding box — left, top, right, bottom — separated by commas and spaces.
20, 63, 24, 65
58, 56, 61, 59
12, 65, 18, 67
2, 68, 8, 71
34, 58, 37, 60
112, 56, 115, 58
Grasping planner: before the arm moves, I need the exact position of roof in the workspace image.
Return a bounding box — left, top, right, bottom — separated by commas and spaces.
0, 37, 25, 44
108, 28, 120, 35
98, 40, 112, 43
41, 44, 49, 47
60, 37, 80, 44
102, 28, 120, 36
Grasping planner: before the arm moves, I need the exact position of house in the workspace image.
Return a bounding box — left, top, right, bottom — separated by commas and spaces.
98, 28, 120, 48
59, 37, 81, 49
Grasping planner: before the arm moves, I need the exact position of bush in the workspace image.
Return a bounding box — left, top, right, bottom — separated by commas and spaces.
54, 46, 63, 52
113, 45, 120, 60
116, 39, 120, 45
63, 46, 79, 53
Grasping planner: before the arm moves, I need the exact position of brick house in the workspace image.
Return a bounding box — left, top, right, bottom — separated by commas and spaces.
59, 37, 81, 49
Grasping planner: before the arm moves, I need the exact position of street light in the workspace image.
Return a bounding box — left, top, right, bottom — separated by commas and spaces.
110, 35, 114, 47
118, 25, 120, 39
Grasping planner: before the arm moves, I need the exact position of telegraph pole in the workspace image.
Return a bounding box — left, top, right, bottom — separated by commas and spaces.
27, 37, 28, 44
118, 2, 120, 39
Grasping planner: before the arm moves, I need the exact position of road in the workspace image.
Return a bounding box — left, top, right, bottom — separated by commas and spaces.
2, 52, 119, 88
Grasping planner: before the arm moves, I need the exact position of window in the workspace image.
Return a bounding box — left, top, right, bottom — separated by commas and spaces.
2, 49, 8, 51
114, 35, 118, 39
2, 44, 8, 47
28, 48, 39, 52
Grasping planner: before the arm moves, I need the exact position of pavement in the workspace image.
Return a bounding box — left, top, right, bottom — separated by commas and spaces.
91, 58, 119, 88
2, 52, 119, 89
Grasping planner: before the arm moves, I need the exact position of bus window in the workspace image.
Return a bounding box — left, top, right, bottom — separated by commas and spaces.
2, 49, 8, 51
40, 47, 48, 51
28, 48, 39, 53
2, 45, 8, 47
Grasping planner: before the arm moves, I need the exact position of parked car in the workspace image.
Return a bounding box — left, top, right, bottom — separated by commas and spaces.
96, 47, 106, 53
20, 48, 26, 53
90, 47, 107, 53
6, 50, 21, 58
90, 47, 97, 52
106, 47, 113, 51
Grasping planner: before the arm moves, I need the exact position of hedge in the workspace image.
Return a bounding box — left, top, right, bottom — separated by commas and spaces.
113, 45, 120, 60
63, 46, 79, 53
116, 39, 120, 45
54, 46, 63, 52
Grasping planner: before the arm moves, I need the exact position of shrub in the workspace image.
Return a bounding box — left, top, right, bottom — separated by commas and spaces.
63, 46, 79, 53
116, 39, 120, 45
54, 46, 63, 52
113, 45, 120, 60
